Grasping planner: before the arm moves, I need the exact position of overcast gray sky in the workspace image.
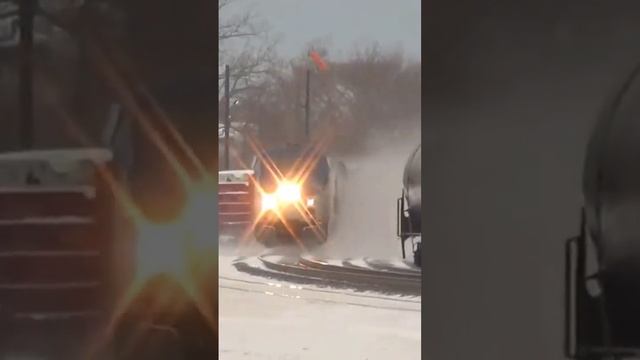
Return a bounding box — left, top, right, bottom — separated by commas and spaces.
222, 0, 421, 61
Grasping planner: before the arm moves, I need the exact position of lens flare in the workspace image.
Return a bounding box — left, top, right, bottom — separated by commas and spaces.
261, 193, 278, 212
56, 37, 223, 358
276, 181, 301, 203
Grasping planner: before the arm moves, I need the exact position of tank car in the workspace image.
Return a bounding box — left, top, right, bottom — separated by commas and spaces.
564, 62, 640, 359
397, 143, 421, 266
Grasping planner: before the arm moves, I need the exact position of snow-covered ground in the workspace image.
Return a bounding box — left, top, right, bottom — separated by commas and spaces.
218, 254, 421, 360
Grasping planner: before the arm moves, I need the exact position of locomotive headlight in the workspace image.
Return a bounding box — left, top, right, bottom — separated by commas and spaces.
276, 181, 301, 203
261, 193, 278, 212
261, 181, 302, 213
306, 197, 315, 207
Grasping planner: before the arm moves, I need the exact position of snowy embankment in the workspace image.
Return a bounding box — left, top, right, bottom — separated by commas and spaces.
219, 254, 421, 360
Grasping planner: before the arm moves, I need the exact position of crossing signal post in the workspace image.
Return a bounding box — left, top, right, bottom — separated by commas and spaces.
19, 0, 35, 149
224, 64, 230, 170
305, 50, 328, 140
304, 68, 310, 139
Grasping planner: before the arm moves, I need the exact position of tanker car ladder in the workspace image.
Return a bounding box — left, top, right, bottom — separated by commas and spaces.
397, 189, 421, 266
564, 208, 640, 360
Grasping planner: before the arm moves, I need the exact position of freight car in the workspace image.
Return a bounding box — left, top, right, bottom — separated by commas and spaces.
564, 63, 640, 359
397, 144, 421, 266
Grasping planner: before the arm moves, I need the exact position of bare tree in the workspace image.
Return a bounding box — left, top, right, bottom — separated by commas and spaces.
229, 41, 421, 152
218, 0, 279, 100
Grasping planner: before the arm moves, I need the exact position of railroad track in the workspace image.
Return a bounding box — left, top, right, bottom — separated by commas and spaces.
298, 256, 420, 280
233, 254, 421, 296
362, 257, 419, 274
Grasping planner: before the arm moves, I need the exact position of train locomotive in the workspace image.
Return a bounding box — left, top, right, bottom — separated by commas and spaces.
397, 143, 422, 267
252, 144, 339, 248
564, 63, 640, 359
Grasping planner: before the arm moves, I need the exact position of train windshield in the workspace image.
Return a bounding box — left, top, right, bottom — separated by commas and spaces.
255, 147, 329, 191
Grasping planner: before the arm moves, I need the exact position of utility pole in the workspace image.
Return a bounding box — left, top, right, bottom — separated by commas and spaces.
224, 65, 230, 170
304, 68, 310, 139
19, 0, 35, 149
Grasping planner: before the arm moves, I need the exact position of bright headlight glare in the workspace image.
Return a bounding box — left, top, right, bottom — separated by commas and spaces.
261, 193, 278, 212
276, 181, 301, 203
306, 197, 315, 207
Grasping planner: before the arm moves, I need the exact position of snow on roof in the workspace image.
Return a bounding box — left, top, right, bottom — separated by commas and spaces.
219, 169, 254, 175
0, 148, 113, 164
219, 169, 254, 183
